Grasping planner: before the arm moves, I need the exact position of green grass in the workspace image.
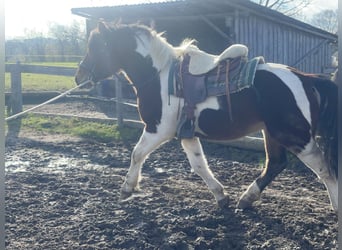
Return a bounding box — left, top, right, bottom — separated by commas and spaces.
5, 62, 78, 92
20, 114, 141, 142
5, 61, 142, 143
5, 73, 76, 92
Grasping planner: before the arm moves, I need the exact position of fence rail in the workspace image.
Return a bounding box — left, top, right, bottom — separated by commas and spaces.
5, 63, 76, 76
5, 62, 120, 137
5, 62, 264, 151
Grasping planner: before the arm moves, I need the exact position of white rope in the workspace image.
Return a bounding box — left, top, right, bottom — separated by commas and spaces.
111, 98, 138, 108
6, 80, 92, 122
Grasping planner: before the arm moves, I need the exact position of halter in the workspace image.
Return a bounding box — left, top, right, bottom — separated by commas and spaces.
78, 59, 96, 82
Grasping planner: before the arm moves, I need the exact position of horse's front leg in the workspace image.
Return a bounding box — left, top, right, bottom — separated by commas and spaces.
181, 138, 228, 208
120, 130, 170, 200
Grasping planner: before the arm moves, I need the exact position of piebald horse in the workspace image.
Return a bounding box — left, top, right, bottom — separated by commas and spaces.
75, 22, 338, 212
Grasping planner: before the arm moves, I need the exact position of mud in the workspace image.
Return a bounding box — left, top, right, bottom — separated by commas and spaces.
5, 130, 337, 249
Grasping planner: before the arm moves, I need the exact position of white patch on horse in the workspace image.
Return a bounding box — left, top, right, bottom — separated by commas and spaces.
135, 31, 176, 72
121, 130, 171, 197
156, 69, 182, 137
181, 138, 226, 203
194, 97, 220, 136
258, 63, 312, 127
134, 32, 151, 58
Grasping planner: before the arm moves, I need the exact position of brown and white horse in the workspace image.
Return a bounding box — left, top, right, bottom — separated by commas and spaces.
75, 22, 338, 211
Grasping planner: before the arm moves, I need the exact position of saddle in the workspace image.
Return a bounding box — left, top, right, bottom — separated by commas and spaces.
186, 44, 248, 75
169, 44, 264, 138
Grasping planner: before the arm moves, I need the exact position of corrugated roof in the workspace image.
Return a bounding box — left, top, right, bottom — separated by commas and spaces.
71, 0, 337, 40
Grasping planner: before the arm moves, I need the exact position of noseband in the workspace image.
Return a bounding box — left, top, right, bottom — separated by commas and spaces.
78, 59, 96, 82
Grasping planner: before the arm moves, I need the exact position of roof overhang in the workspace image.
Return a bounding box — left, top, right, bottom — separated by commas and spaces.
71, 0, 337, 41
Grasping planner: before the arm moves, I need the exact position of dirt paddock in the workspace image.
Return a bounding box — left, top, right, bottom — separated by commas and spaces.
5, 129, 337, 249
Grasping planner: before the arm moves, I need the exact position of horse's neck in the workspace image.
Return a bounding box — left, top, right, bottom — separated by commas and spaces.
134, 33, 175, 73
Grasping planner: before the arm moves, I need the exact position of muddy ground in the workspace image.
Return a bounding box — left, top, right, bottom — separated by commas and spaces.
5, 99, 338, 249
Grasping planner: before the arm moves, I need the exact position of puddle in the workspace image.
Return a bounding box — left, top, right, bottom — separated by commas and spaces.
5, 156, 30, 173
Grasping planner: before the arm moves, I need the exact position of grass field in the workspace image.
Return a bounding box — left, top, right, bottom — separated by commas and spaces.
20, 114, 141, 142
5, 61, 142, 142
5, 62, 78, 92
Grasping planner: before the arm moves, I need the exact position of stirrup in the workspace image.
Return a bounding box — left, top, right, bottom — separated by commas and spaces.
177, 117, 195, 139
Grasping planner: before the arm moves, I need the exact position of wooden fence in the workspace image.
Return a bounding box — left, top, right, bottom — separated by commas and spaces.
5, 62, 123, 136
5, 62, 264, 151
5, 63, 68, 136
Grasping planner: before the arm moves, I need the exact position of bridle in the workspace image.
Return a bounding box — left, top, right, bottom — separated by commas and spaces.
78, 56, 128, 90
78, 31, 163, 89
78, 59, 96, 82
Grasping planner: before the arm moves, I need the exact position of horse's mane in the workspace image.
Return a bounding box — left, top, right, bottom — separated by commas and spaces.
104, 22, 200, 69
175, 38, 199, 56
147, 27, 199, 61
128, 24, 201, 70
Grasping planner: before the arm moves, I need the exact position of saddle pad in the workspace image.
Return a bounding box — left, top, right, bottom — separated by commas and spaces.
168, 55, 264, 100
205, 55, 265, 96
238, 56, 265, 90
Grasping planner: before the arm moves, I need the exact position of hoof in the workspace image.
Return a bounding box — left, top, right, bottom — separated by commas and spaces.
120, 190, 133, 201
217, 196, 229, 209
236, 198, 253, 210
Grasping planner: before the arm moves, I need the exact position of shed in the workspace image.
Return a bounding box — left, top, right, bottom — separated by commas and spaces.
72, 0, 337, 74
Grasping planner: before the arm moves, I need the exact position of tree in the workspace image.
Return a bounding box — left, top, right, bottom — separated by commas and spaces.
309, 9, 338, 34
48, 20, 86, 61
251, 0, 313, 17
48, 23, 68, 61
5, 21, 86, 63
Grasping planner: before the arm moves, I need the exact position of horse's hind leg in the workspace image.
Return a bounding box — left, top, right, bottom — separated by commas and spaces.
296, 138, 338, 211
181, 138, 228, 208
120, 130, 170, 200
238, 130, 287, 209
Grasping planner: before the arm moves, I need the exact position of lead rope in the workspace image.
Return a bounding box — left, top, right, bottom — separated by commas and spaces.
6, 79, 92, 122
225, 60, 233, 122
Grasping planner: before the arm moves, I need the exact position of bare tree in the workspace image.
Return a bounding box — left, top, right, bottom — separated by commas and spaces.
48, 21, 86, 61
252, 0, 313, 17
310, 9, 338, 34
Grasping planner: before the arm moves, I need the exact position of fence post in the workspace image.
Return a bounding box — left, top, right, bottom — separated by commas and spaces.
115, 77, 123, 128
7, 61, 22, 137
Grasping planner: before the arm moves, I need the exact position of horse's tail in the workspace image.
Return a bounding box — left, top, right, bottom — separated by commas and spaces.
314, 78, 338, 178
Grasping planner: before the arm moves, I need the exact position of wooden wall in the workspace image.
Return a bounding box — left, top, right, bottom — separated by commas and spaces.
83, 7, 336, 75
234, 12, 335, 74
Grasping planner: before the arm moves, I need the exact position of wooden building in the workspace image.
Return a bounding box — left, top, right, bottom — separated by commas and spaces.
72, 0, 337, 74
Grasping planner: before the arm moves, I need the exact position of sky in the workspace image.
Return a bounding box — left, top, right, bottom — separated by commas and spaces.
5, 0, 338, 39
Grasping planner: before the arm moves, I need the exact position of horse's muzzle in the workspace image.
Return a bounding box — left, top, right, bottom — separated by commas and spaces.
75, 69, 94, 88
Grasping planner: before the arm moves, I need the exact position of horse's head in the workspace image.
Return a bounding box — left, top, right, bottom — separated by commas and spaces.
75, 22, 134, 85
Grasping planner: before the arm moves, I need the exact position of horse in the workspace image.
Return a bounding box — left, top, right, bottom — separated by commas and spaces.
75, 22, 338, 212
